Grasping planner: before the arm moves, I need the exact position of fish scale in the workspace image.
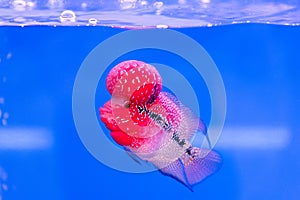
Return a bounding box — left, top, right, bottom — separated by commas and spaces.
129, 92, 200, 168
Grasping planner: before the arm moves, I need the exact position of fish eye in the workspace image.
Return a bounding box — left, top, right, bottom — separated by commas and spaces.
124, 101, 130, 108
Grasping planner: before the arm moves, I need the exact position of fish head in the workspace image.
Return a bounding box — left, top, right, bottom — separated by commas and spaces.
106, 60, 162, 104
107, 60, 164, 137
100, 60, 163, 147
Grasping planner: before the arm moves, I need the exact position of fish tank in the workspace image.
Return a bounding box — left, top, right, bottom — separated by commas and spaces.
0, 0, 299, 199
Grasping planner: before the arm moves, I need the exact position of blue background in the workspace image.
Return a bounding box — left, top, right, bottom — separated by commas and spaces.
0, 24, 299, 199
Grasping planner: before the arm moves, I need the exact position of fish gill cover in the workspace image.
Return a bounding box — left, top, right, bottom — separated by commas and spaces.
0, 0, 299, 27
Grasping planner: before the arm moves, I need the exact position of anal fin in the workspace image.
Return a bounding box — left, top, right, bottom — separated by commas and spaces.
159, 147, 222, 190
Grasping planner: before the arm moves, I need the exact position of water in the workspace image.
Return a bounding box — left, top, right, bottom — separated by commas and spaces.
0, 1, 300, 200
0, 0, 300, 26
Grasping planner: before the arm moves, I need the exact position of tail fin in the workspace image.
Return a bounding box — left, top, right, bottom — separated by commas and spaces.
159, 147, 222, 190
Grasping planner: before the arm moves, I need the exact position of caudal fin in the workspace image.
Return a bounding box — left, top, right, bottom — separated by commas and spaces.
159, 147, 222, 190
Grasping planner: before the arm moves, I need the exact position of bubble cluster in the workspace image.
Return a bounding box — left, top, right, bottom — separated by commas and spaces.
0, 97, 8, 126
11, 0, 36, 11
0, 53, 10, 126
0, 166, 8, 198
119, 0, 137, 9
12, 0, 26, 11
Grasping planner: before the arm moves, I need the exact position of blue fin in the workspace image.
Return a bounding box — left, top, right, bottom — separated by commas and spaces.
159, 147, 222, 190
159, 159, 188, 188
124, 147, 143, 164
197, 119, 212, 148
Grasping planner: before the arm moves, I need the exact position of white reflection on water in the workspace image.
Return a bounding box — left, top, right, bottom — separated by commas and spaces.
215, 126, 291, 150
0, 127, 53, 150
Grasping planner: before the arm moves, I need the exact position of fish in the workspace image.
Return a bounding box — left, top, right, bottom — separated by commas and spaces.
100, 60, 222, 190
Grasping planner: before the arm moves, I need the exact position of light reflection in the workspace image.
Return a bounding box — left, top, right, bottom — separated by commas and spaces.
214, 126, 291, 149
201, 0, 210, 4
0, 127, 53, 150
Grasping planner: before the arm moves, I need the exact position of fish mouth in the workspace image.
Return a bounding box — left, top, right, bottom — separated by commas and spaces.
99, 100, 119, 131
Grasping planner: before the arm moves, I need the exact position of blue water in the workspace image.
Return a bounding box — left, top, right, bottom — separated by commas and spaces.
0, 23, 299, 200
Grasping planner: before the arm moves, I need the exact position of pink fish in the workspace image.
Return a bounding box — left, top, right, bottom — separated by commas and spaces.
100, 60, 222, 190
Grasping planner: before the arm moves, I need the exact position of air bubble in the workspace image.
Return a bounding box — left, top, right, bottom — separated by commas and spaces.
2, 184, 8, 191
2, 119, 7, 126
6, 52, 12, 60
153, 1, 163, 9
88, 18, 98, 26
81, 2, 87, 9
3, 112, 9, 119
140, 0, 148, 6
12, 0, 26, 11
60, 10, 76, 23
14, 16, 26, 23
178, 0, 186, 4
26, 1, 36, 8
47, 0, 64, 9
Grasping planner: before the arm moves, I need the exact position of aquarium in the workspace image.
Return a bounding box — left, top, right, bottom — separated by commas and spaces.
0, 0, 299, 199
